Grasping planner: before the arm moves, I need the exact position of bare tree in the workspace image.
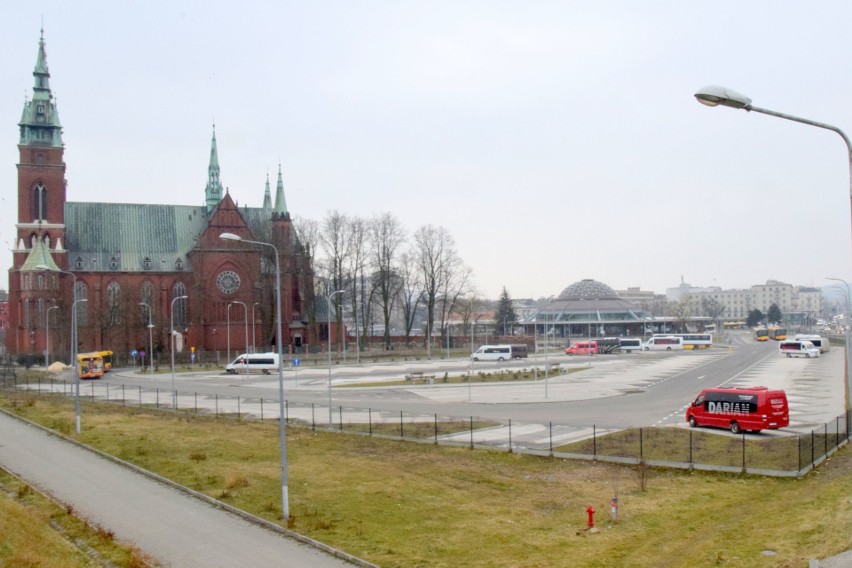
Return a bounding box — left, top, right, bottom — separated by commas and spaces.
368, 213, 406, 350
413, 225, 460, 349
318, 211, 353, 347
344, 216, 367, 355
398, 249, 423, 339
292, 216, 319, 263
669, 299, 691, 333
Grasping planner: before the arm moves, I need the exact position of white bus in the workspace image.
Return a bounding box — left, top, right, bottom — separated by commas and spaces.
655, 333, 712, 350
618, 338, 643, 353
471, 345, 526, 361
226, 352, 281, 374
794, 334, 830, 353
644, 336, 684, 351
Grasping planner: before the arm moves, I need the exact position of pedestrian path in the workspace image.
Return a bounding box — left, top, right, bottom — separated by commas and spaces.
0, 409, 373, 568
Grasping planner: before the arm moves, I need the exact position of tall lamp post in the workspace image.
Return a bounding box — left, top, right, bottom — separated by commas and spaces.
170, 295, 188, 408
37, 264, 84, 435
327, 289, 345, 429
828, 278, 852, 421
695, 85, 852, 418
219, 233, 290, 520
45, 303, 58, 367
231, 300, 248, 379
226, 303, 232, 364
252, 302, 260, 354
139, 302, 154, 374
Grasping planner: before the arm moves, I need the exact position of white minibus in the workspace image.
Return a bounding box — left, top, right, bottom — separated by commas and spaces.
471, 345, 525, 361
226, 352, 281, 374
618, 338, 643, 354
643, 336, 684, 351
794, 334, 830, 353
779, 340, 820, 359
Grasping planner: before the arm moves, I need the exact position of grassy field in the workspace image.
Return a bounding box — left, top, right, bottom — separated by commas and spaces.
0, 467, 154, 567
2, 390, 852, 567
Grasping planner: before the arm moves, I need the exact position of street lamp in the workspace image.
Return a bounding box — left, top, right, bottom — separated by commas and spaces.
37, 264, 83, 435
231, 301, 248, 379
252, 302, 260, 354
170, 295, 188, 408
219, 232, 290, 520
46, 303, 58, 367
139, 302, 154, 374
227, 303, 232, 365
696, 85, 852, 417
327, 289, 345, 430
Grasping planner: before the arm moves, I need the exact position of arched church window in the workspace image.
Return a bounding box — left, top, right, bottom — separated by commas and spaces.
31, 182, 47, 221
143, 257, 152, 270
75, 281, 88, 326
107, 282, 121, 325
175, 258, 183, 270
75, 257, 83, 269
172, 282, 187, 328
110, 257, 119, 270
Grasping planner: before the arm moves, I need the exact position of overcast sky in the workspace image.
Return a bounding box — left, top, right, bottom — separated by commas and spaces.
3, 1, 852, 300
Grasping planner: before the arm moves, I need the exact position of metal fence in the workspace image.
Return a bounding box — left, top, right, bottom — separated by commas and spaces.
2, 373, 847, 478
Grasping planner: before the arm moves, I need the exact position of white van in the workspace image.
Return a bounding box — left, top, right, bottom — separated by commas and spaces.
618, 338, 643, 354
226, 352, 280, 374
794, 334, 830, 353
779, 340, 820, 359
471, 345, 524, 361
643, 336, 684, 351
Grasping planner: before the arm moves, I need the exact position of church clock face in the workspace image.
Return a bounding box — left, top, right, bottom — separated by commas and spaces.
216, 270, 241, 295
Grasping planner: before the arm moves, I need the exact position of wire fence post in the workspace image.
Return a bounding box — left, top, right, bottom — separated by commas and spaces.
399, 411, 404, 439
469, 416, 474, 449
215, 394, 219, 418
339, 405, 343, 431
508, 419, 513, 453
260, 398, 264, 421
593, 425, 597, 459
639, 428, 644, 463
311, 403, 315, 430
741, 433, 746, 473
549, 422, 553, 456
369, 408, 373, 436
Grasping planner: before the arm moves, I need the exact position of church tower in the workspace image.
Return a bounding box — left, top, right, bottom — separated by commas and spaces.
9, 30, 68, 358
15, 29, 67, 269
204, 125, 224, 214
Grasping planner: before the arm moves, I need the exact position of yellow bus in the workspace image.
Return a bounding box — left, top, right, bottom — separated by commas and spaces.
768, 327, 787, 341
754, 328, 769, 341
77, 352, 105, 379
95, 350, 114, 371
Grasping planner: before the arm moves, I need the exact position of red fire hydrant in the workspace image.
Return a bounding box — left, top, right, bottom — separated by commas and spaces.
586, 505, 595, 528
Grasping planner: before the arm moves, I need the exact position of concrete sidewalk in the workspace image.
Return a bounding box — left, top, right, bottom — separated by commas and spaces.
0, 409, 374, 568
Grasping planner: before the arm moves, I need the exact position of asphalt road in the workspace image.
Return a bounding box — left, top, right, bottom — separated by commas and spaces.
96, 331, 843, 431
0, 410, 370, 568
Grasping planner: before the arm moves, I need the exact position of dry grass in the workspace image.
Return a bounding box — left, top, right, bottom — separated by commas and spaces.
0, 468, 156, 567
3, 391, 852, 567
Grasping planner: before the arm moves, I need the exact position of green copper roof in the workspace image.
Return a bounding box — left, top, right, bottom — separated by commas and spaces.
263, 173, 272, 210
19, 30, 62, 147
20, 236, 60, 272
205, 125, 223, 213
274, 163, 288, 216
63, 201, 296, 273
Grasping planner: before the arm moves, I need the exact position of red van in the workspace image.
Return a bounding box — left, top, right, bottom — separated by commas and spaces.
565, 341, 597, 355
685, 386, 789, 434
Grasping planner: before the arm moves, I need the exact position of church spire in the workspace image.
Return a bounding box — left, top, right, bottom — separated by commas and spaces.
273, 163, 288, 217
262, 172, 272, 210
204, 125, 223, 214
19, 29, 62, 147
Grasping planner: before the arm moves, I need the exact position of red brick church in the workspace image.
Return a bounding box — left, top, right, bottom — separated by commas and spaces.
7, 32, 320, 365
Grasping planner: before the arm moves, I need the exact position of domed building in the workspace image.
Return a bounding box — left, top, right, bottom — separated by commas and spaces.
526, 279, 648, 338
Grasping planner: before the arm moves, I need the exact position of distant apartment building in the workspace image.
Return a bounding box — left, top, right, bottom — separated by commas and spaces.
678, 280, 822, 323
